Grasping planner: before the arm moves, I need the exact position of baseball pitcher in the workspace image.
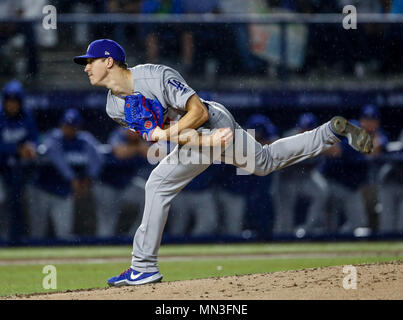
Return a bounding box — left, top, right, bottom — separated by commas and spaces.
73, 39, 374, 286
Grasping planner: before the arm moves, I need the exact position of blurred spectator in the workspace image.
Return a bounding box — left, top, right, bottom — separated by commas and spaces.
107, 0, 142, 52
169, 167, 218, 236
53, 0, 108, 46
358, 104, 389, 231
27, 109, 103, 239
0, 1, 21, 76
343, 0, 389, 78
297, 0, 392, 77
273, 113, 328, 237
181, 0, 223, 75
93, 127, 149, 237
140, 0, 187, 66
248, 0, 308, 75
0, 80, 38, 241
219, 0, 269, 75
108, 0, 142, 12
319, 120, 369, 234
0, 0, 39, 77
381, 0, 403, 74
54, 0, 108, 13
302, 0, 346, 75
141, 0, 235, 76
377, 129, 403, 234
215, 164, 246, 236
241, 114, 278, 238
215, 114, 278, 237
359, 104, 388, 156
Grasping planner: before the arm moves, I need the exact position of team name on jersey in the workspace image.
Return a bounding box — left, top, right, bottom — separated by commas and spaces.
167, 79, 189, 93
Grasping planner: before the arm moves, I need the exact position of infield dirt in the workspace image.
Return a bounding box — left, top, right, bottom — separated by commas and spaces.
5, 260, 402, 300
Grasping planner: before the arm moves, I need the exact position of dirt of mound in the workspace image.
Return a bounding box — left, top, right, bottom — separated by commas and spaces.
5, 261, 402, 300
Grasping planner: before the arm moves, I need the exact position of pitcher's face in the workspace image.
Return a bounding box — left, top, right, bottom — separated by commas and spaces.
84, 58, 108, 86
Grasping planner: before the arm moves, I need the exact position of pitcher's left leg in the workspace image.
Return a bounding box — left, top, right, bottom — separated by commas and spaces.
223, 121, 340, 176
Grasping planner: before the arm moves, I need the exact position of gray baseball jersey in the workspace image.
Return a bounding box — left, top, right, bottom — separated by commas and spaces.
103, 64, 341, 273
106, 64, 197, 127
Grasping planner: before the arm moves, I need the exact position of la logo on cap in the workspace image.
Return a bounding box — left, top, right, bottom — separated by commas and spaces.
105, 51, 110, 55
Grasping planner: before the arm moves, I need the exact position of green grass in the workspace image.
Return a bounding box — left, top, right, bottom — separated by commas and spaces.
0, 242, 402, 297
1, 241, 402, 260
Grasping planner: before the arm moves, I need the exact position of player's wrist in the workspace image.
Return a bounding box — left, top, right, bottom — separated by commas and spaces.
150, 126, 167, 142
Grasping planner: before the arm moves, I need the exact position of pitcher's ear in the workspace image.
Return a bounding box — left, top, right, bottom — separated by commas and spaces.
106, 57, 115, 69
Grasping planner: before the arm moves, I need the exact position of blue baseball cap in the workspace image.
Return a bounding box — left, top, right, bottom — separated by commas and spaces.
2, 79, 24, 102
60, 108, 82, 127
73, 39, 126, 65
246, 114, 278, 140
297, 113, 318, 131
360, 104, 380, 120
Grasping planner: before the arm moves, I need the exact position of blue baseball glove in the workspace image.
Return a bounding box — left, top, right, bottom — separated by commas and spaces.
123, 92, 164, 141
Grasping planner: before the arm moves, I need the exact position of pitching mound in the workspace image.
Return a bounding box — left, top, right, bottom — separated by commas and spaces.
5, 261, 402, 300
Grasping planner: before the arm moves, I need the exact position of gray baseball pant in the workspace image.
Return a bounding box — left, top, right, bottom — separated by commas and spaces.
27, 186, 74, 239
94, 182, 145, 237
378, 182, 403, 233
273, 169, 328, 235
216, 189, 246, 235
131, 102, 340, 272
326, 181, 368, 233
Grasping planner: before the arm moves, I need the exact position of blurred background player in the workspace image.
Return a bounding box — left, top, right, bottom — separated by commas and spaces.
168, 167, 218, 236
359, 105, 388, 156
0, 80, 38, 242
93, 127, 149, 238
215, 114, 279, 238
319, 117, 370, 235
357, 104, 389, 231
234, 113, 279, 239
27, 109, 103, 239
377, 128, 403, 234
1, 2, 401, 248
214, 164, 248, 236
140, 0, 188, 67
273, 113, 328, 237
319, 102, 389, 236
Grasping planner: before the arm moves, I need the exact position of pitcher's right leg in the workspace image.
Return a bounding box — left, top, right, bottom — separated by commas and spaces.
131, 145, 212, 273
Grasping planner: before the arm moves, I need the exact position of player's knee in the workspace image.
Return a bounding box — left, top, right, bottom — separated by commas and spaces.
145, 175, 160, 193
253, 169, 266, 177
252, 167, 272, 177
145, 169, 173, 194
251, 160, 274, 176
